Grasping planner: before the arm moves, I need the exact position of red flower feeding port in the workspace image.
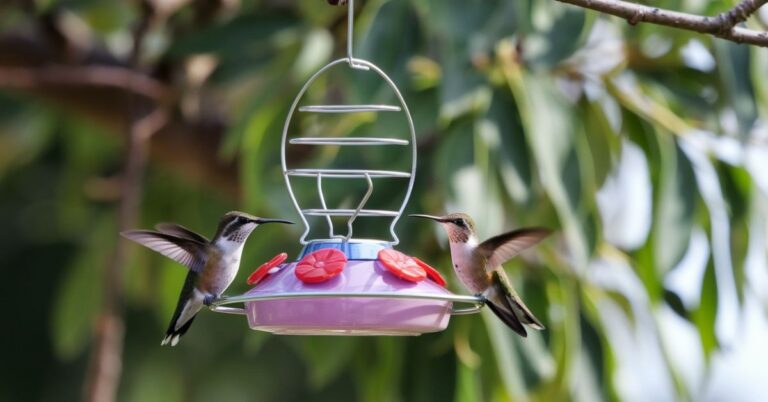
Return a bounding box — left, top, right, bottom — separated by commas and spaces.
378, 249, 427, 283
295, 249, 347, 283
208, 0, 484, 335
247, 253, 288, 286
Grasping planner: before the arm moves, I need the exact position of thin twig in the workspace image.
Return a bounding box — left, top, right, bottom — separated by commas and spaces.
556, 0, 768, 46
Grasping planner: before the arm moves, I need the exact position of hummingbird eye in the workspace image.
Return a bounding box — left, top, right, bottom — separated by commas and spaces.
454, 219, 466, 228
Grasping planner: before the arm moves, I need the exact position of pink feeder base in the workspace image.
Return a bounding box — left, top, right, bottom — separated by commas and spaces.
244, 260, 453, 335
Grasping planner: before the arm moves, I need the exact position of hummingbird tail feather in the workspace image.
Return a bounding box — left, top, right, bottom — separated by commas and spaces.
161, 314, 197, 347
507, 296, 545, 330
485, 299, 528, 337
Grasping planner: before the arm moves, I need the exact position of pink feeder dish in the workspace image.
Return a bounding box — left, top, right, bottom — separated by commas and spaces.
246, 261, 447, 335
211, 241, 484, 336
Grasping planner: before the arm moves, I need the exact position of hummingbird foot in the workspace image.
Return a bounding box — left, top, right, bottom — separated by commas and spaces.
474, 293, 489, 306
203, 295, 219, 306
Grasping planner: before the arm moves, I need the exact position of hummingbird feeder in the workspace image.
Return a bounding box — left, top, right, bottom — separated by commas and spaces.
209, 0, 485, 335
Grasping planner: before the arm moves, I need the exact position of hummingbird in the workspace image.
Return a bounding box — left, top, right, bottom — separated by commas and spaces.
410, 213, 550, 337
121, 211, 293, 346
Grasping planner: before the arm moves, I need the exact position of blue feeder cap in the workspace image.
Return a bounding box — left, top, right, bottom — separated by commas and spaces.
298, 239, 391, 260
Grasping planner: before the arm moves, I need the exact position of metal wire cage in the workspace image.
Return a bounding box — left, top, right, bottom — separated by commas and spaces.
280, 0, 416, 246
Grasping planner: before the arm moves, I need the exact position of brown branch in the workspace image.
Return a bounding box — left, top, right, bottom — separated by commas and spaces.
82, 3, 160, 401
0, 66, 239, 198
556, 0, 768, 46
716, 0, 768, 29
0, 66, 167, 100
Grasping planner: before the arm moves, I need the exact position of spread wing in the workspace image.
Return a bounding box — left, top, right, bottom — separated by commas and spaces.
155, 223, 209, 244
121, 230, 206, 272
477, 227, 551, 268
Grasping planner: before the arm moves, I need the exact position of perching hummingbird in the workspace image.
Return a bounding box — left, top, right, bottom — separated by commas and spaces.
410, 213, 550, 337
121, 211, 293, 346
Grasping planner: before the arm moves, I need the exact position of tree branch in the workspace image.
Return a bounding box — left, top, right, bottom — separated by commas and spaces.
556, 0, 768, 46
82, 3, 161, 401
0, 66, 167, 100
0, 65, 239, 198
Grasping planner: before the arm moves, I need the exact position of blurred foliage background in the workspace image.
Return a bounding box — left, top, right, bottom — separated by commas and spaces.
2, 0, 768, 401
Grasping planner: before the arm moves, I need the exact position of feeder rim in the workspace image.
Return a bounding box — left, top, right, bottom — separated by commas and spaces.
209, 291, 487, 316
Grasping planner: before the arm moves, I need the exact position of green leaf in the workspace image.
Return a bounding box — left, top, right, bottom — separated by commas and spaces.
580, 285, 623, 402
653, 140, 697, 274
693, 259, 718, 359
713, 41, 757, 136
415, 0, 516, 43
357, 0, 419, 81
487, 89, 532, 204
582, 100, 620, 191
531, 7, 589, 67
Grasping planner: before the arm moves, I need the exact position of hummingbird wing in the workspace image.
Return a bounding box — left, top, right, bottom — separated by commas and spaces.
477, 227, 551, 269
155, 223, 210, 244
121, 230, 206, 272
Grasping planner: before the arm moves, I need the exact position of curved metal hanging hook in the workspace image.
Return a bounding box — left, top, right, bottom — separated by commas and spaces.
346, 0, 369, 70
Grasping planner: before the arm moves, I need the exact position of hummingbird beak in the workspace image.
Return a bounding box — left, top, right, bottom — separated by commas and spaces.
408, 214, 448, 222
254, 218, 294, 225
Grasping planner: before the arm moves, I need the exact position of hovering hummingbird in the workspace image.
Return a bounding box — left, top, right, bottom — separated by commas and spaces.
410, 213, 550, 337
121, 211, 293, 346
